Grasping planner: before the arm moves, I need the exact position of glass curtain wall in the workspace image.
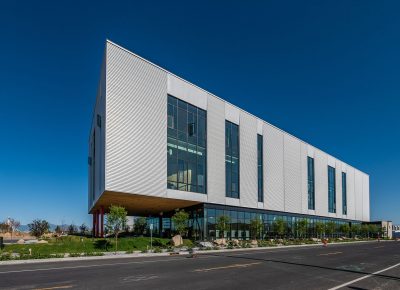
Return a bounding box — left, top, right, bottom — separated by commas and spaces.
342, 172, 347, 215
257, 134, 263, 202
167, 95, 207, 194
328, 166, 336, 213
225, 121, 240, 198
307, 157, 315, 210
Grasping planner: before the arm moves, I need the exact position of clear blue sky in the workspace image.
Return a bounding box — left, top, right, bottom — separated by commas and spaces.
0, 1, 399, 226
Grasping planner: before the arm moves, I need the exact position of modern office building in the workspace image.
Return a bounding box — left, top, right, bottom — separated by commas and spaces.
88, 40, 370, 239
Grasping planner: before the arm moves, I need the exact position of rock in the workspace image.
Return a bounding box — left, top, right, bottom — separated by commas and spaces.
232, 239, 240, 246
37, 240, 48, 244
250, 240, 258, 246
17, 239, 25, 244
198, 241, 214, 248
171, 235, 183, 246
214, 238, 227, 246
311, 238, 320, 242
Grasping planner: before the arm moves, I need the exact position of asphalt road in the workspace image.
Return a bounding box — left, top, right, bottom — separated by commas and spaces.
0, 241, 399, 290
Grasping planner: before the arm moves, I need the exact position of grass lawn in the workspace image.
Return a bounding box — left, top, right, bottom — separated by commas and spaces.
1, 236, 183, 258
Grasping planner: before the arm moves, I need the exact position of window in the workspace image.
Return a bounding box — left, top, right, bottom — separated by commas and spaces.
226, 121, 240, 198
328, 166, 336, 213
257, 134, 263, 202
307, 157, 315, 210
167, 95, 206, 194
342, 172, 347, 215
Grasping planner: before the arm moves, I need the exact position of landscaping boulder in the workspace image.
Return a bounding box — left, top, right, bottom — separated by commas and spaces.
171, 235, 183, 246
17, 239, 25, 244
311, 238, 320, 242
232, 239, 240, 246
214, 238, 227, 246
250, 240, 258, 247
37, 240, 48, 244
198, 241, 213, 248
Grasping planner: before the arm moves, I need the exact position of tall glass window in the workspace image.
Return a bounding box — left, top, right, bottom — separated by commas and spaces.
328, 166, 336, 213
257, 134, 263, 202
342, 172, 347, 215
225, 121, 240, 198
307, 157, 315, 210
167, 95, 207, 194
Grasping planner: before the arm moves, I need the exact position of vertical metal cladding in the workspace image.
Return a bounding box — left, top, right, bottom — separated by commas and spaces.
283, 135, 302, 213
314, 149, 328, 216
335, 161, 342, 219
263, 123, 284, 211
346, 167, 356, 220
105, 42, 167, 197
300, 143, 309, 214
354, 170, 363, 220
207, 94, 226, 204
239, 112, 258, 208
362, 174, 370, 222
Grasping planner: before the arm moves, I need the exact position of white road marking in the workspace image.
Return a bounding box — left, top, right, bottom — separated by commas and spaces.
328, 262, 400, 290
319, 252, 342, 256
0, 257, 187, 274
120, 275, 159, 283
193, 262, 261, 272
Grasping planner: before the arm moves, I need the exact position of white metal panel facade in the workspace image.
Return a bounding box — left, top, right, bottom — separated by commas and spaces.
362, 174, 370, 222
91, 41, 370, 221
239, 112, 258, 208
314, 149, 328, 216
335, 161, 342, 219
300, 143, 308, 214
283, 135, 302, 214
346, 167, 356, 220
207, 93, 226, 204
167, 74, 207, 110
354, 170, 363, 221
105, 42, 167, 197
263, 123, 285, 211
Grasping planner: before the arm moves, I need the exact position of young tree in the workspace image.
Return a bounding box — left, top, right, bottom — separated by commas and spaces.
106, 205, 128, 252
54, 225, 63, 235
315, 222, 325, 238
171, 209, 189, 237
361, 224, 370, 238
28, 219, 50, 238
68, 224, 77, 235
250, 218, 263, 240
6, 218, 20, 240
368, 224, 378, 238
0, 222, 9, 233
216, 215, 230, 239
351, 224, 361, 238
296, 219, 308, 239
79, 223, 88, 235
273, 218, 287, 239
339, 223, 350, 238
134, 217, 147, 236
325, 221, 337, 238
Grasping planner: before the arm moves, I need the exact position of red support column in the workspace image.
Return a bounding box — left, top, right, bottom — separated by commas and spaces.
92, 213, 96, 237
96, 210, 100, 238
100, 206, 104, 238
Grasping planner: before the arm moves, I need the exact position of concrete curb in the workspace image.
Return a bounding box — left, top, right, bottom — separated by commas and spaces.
0, 240, 392, 266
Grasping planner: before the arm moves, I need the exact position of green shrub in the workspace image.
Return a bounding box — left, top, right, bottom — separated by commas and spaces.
84, 252, 103, 256
153, 247, 162, 253
69, 253, 82, 257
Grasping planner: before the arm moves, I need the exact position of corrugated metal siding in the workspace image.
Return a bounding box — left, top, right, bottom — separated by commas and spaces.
314, 150, 328, 216
207, 93, 226, 204
105, 42, 167, 197
346, 167, 356, 220
239, 112, 258, 208
300, 143, 308, 214
264, 124, 284, 211
362, 174, 370, 221
283, 135, 302, 213
167, 74, 207, 110
335, 161, 342, 219
354, 170, 363, 220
